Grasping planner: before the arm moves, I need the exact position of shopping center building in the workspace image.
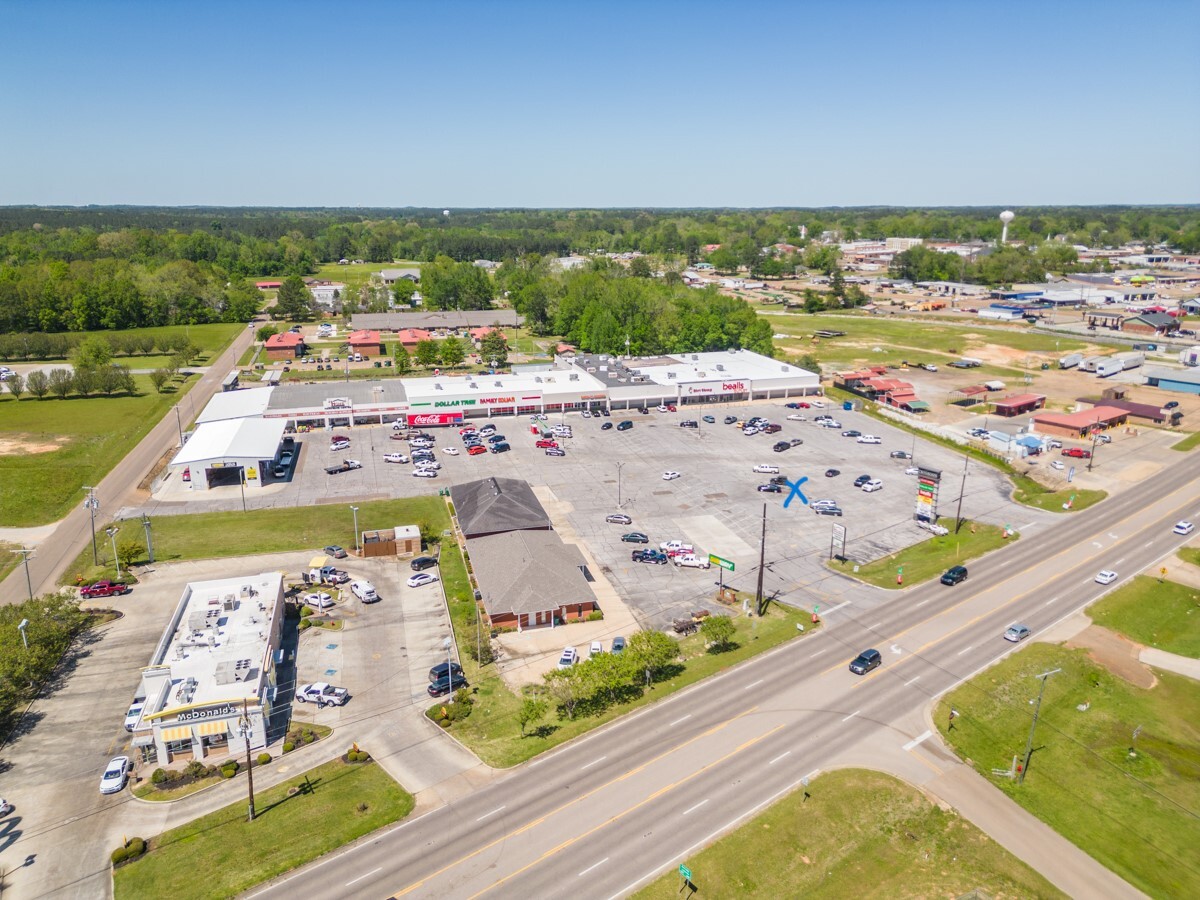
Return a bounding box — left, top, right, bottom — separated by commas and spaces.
128, 573, 285, 766
257, 349, 821, 428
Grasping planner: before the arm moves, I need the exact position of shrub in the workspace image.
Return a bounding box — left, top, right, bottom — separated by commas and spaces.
586, 610, 604, 621
220, 767, 236, 779
111, 846, 128, 866
111, 837, 145, 866
300, 605, 314, 617
302, 730, 315, 744
150, 768, 170, 785
298, 619, 312, 631
257, 752, 271, 766
183, 760, 207, 780
283, 741, 296, 753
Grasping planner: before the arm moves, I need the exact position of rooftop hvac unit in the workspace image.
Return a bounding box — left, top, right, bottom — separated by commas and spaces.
470, 382, 479, 388
494, 381, 502, 387
716, 364, 725, 371
435, 383, 443, 390
691, 355, 699, 361
781, 365, 789, 372
697, 372, 706, 377
534, 376, 543, 383
569, 373, 578, 381
618, 377, 627, 382
668, 372, 676, 379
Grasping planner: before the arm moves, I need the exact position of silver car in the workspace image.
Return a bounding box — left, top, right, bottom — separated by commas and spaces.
1004, 624, 1031, 643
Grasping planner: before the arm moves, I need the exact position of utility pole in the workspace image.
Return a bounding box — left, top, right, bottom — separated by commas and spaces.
12, 548, 35, 601
350, 506, 360, 554
754, 504, 767, 616
615, 462, 624, 508
173, 405, 184, 446
82, 486, 100, 567
1020, 667, 1061, 784
141, 515, 155, 564
240, 698, 257, 821
954, 456, 968, 534
1088, 416, 1101, 472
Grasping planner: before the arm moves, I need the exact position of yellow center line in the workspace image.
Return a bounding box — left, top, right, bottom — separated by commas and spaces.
389, 705, 760, 897
835, 490, 1200, 685
468, 723, 787, 900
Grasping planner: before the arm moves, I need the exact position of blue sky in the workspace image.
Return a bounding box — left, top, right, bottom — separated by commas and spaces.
1, 0, 1197, 206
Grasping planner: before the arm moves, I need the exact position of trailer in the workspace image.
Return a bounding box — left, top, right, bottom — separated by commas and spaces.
221, 371, 240, 392
1180, 346, 1200, 367
1112, 351, 1144, 371
1096, 359, 1125, 378
1058, 353, 1084, 369
1080, 355, 1109, 373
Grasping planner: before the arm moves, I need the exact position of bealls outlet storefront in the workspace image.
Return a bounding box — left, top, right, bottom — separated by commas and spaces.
680, 379, 751, 404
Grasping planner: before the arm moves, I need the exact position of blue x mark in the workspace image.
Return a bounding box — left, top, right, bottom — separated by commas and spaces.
783, 476, 809, 508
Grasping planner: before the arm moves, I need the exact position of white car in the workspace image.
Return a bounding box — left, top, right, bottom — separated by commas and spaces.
415, 460, 441, 470
99, 756, 130, 794
581, 410, 592, 418
1173, 521, 1195, 535
857, 435, 882, 444
305, 591, 334, 608
662, 471, 681, 481
407, 572, 439, 588
660, 540, 695, 555
589, 640, 604, 656
383, 453, 409, 464
296, 682, 350, 705
330, 439, 351, 452
558, 646, 578, 668
124, 701, 145, 732
819, 420, 842, 429
743, 426, 760, 436
1095, 570, 1118, 585
809, 400, 826, 408
1050, 460, 1065, 470
413, 468, 438, 478
905, 466, 919, 475
442, 447, 460, 456
656, 405, 669, 412
862, 479, 883, 492
753, 464, 780, 474
0, 797, 12, 817
786, 414, 806, 421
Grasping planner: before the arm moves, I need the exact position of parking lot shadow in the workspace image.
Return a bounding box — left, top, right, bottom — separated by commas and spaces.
0, 815, 24, 854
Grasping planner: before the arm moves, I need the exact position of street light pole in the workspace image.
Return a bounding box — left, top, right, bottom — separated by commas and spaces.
754, 503, 767, 616
239, 698, 257, 821
12, 548, 35, 601
1020, 668, 1061, 784
141, 516, 155, 564
350, 506, 360, 554
105, 526, 121, 579
615, 462, 624, 508
82, 486, 99, 567
954, 455, 969, 534
17, 618, 29, 650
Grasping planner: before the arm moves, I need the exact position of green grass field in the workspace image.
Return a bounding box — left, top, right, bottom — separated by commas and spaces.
62, 497, 451, 581
0, 373, 199, 527
1171, 431, 1200, 451
1088, 575, 1200, 658
632, 768, 1065, 900
1011, 475, 1107, 512
114, 759, 413, 899
827, 522, 1014, 589
935, 643, 1200, 899
440, 601, 811, 769
309, 260, 423, 293
0, 542, 20, 584
1178, 547, 1200, 568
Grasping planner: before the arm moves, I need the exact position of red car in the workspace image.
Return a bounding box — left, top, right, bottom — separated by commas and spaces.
467, 445, 487, 456
459, 427, 476, 435
80, 580, 131, 599
667, 404, 677, 412
1061, 447, 1092, 459
535, 439, 559, 449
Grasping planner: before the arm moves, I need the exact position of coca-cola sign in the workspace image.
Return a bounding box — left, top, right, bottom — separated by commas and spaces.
407, 412, 464, 426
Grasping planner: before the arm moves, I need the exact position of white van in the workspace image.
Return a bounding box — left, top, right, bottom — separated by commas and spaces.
753, 464, 780, 474
351, 580, 378, 603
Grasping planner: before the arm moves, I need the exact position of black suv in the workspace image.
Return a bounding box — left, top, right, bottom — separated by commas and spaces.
617, 420, 633, 431
411, 556, 438, 572
772, 441, 790, 452
428, 671, 468, 697
853, 474, 872, 487
940, 565, 968, 585
849, 649, 882, 675
680, 420, 699, 429
429, 661, 464, 683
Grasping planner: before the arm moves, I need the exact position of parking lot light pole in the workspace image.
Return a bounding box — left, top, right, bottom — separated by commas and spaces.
17, 618, 29, 650
105, 526, 121, 579
351, 506, 360, 554
12, 548, 35, 601
141, 515, 155, 564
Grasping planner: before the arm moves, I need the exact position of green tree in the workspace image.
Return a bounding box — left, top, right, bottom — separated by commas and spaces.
274, 275, 313, 320
701, 614, 737, 651
518, 697, 548, 735
390, 278, 417, 306
393, 344, 412, 375
414, 339, 440, 368
829, 268, 846, 306
72, 366, 97, 397
479, 329, 509, 367
628, 256, 653, 278
544, 666, 583, 719
438, 336, 466, 368
256, 325, 278, 343
149, 368, 171, 393
4, 372, 24, 399
626, 630, 677, 687
48, 367, 74, 399
116, 539, 145, 571
71, 334, 113, 369
25, 369, 49, 399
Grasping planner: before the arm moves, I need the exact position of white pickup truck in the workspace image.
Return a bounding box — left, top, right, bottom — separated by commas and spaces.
296, 682, 350, 706
674, 554, 711, 569
659, 540, 694, 556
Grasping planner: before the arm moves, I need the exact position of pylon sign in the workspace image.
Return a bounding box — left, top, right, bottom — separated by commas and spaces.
915, 466, 942, 521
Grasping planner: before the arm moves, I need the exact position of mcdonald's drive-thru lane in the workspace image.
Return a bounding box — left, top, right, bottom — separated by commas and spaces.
246, 454, 1200, 900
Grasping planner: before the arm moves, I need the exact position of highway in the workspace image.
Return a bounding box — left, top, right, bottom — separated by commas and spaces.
0, 324, 256, 605
250, 455, 1200, 899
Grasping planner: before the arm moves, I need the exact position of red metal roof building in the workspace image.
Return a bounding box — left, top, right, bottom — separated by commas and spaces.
1032, 405, 1128, 439
347, 329, 385, 357
992, 393, 1047, 417
264, 331, 304, 360
394, 328, 433, 349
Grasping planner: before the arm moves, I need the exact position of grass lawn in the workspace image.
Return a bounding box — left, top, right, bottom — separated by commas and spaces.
0, 373, 199, 527
632, 768, 1065, 900
439, 601, 812, 768
1088, 575, 1200, 658
310, 260, 422, 293
1011, 474, 1107, 512
1178, 547, 1200, 568
827, 522, 1013, 589
0, 542, 20, 583
935, 643, 1200, 899
114, 759, 413, 899
1171, 431, 1200, 451
63, 497, 451, 582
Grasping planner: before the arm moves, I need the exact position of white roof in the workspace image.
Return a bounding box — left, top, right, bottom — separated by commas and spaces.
171, 417, 287, 466
151, 573, 283, 709
634, 350, 817, 387
404, 368, 607, 402
196, 387, 275, 424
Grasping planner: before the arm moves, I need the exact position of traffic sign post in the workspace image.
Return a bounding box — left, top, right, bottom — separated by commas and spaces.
709, 554, 734, 597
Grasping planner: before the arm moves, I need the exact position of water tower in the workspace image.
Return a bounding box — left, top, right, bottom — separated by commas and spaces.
999, 210, 1015, 244
442, 209, 450, 217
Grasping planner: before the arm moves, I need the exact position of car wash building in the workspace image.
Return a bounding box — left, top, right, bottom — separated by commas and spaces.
169, 417, 288, 491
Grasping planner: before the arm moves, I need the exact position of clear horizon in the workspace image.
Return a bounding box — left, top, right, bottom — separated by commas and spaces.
3, 0, 1197, 207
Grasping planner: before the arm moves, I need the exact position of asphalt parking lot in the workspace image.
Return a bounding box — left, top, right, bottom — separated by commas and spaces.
277, 403, 1056, 626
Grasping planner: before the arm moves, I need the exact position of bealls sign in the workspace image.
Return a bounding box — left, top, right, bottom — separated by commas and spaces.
722, 381, 747, 392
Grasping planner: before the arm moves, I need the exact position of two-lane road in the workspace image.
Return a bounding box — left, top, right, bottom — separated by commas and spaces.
250, 456, 1200, 900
